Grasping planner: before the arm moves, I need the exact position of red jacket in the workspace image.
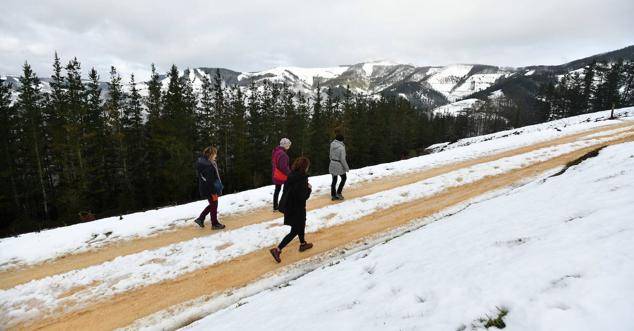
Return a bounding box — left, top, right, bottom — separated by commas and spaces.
272, 146, 291, 185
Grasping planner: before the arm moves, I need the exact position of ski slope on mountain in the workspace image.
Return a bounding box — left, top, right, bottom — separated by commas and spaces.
1, 108, 633, 330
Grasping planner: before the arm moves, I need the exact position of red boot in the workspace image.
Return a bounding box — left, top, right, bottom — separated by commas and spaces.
299, 242, 313, 252
270, 247, 281, 263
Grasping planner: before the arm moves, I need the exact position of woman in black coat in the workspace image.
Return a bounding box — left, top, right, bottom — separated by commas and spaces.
194, 146, 226, 230
270, 157, 313, 263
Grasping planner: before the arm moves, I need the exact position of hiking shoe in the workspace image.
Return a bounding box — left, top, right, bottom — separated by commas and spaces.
270, 247, 281, 263
299, 242, 313, 252
194, 218, 204, 228
331, 196, 340, 201
336, 193, 345, 200
211, 223, 226, 230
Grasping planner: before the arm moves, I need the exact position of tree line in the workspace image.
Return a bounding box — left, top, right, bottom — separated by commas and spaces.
539, 60, 634, 120
4, 55, 631, 237
0, 55, 476, 237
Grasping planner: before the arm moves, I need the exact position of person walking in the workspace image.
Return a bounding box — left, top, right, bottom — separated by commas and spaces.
270, 157, 313, 263
329, 131, 350, 200
194, 146, 226, 230
272, 138, 292, 212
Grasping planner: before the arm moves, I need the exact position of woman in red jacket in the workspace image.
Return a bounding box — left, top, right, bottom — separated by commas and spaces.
271, 138, 292, 211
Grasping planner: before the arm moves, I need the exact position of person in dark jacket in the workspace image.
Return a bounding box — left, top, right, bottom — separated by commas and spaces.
271, 138, 292, 211
194, 146, 226, 230
329, 131, 350, 200
270, 157, 313, 263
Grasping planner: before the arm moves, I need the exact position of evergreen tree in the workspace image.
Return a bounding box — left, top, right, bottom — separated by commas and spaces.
104, 66, 130, 212
59, 57, 89, 217
157, 64, 195, 203
124, 74, 147, 206
346, 92, 371, 167
324, 86, 341, 132
581, 60, 596, 113
46, 52, 67, 200
623, 62, 634, 106
246, 81, 268, 186
308, 83, 329, 173
83, 68, 107, 212
197, 73, 216, 148
15, 62, 52, 229
144, 63, 163, 205
212, 69, 229, 175
0, 76, 19, 234
602, 61, 623, 109
181, 69, 198, 152
227, 85, 250, 191
567, 72, 585, 116
293, 92, 311, 156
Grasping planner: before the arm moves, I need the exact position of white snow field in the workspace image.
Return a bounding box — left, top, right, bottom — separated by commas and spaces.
1, 108, 632, 273
431, 98, 482, 116
183, 142, 634, 331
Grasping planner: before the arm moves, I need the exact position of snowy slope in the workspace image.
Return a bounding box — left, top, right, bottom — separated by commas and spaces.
184, 141, 634, 331
432, 98, 482, 116
424, 65, 473, 101
237, 66, 349, 88
1, 108, 633, 272
1, 109, 634, 329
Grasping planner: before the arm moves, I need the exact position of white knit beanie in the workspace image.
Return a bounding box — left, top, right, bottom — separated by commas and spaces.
280, 138, 292, 148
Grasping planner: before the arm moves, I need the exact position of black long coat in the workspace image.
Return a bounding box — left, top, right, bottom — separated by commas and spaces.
282, 170, 312, 227
196, 157, 220, 198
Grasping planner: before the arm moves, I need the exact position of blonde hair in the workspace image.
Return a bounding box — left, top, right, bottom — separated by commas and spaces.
203, 146, 217, 158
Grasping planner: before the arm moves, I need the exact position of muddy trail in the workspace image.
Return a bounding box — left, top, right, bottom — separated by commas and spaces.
0, 122, 632, 291
11, 125, 634, 330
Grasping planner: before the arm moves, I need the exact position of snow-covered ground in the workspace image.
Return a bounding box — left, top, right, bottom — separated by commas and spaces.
432, 98, 482, 116
425, 65, 474, 101
237, 66, 349, 87
1, 108, 633, 273
451, 72, 509, 99
184, 141, 634, 331
1, 111, 633, 329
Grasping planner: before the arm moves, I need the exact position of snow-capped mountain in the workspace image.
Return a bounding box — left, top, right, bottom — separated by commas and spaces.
3, 45, 633, 112
1, 61, 512, 109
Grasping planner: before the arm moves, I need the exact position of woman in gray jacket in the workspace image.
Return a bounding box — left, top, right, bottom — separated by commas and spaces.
329, 132, 349, 200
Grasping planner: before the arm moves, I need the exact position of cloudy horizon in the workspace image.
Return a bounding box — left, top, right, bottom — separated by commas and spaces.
1, 0, 633, 80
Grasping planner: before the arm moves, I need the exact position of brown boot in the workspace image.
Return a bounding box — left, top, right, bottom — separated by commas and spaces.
270, 247, 281, 263
299, 242, 313, 252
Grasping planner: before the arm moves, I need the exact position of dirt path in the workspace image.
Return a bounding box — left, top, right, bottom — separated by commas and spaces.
14, 131, 634, 331
1, 122, 632, 290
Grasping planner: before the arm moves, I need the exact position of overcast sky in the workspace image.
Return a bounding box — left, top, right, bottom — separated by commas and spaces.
1, 0, 633, 81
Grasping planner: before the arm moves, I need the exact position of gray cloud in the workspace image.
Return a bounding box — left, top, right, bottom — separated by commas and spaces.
1, 0, 633, 81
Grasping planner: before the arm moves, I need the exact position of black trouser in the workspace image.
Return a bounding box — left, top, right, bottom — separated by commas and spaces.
331, 174, 347, 197
278, 223, 306, 249
273, 184, 282, 209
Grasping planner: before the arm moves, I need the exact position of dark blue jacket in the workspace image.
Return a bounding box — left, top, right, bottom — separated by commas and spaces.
196, 157, 220, 198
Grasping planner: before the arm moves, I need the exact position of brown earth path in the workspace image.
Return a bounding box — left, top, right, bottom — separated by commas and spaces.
1, 121, 632, 291
13, 129, 634, 331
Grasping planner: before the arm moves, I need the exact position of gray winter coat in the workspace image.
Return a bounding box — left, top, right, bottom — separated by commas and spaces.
329, 139, 349, 176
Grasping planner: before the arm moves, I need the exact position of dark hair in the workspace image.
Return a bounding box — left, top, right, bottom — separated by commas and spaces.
203, 146, 217, 158
291, 157, 310, 174
334, 128, 344, 142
